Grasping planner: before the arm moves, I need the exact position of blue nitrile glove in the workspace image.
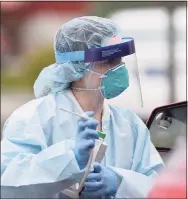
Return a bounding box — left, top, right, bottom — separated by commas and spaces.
81, 162, 118, 198
73, 112, 99, 170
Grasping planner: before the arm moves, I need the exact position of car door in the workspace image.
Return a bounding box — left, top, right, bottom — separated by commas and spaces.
146, 101, 187, 163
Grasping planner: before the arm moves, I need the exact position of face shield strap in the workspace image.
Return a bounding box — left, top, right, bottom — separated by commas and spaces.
55, 37, 135, 64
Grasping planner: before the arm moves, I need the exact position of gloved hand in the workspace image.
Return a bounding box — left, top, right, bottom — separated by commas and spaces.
81, 162, 118, 198
74, 112, 99, 170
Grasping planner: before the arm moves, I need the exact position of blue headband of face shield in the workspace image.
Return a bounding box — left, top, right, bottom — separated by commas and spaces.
55, 37, 135, 99
55, 37, 135, 63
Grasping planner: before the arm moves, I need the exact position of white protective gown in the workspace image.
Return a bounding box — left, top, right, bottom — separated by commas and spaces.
1, 89, 164, 198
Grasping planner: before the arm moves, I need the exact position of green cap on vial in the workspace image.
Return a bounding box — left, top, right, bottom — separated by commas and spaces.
98, 131, 106, 139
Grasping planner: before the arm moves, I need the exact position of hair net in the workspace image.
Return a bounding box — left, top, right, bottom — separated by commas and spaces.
33, 16, 120, 98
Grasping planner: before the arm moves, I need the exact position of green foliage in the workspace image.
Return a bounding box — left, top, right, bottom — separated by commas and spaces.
1, 46, 55, 92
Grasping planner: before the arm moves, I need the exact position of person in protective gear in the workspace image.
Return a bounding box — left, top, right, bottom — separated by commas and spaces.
1, 16, 164, 198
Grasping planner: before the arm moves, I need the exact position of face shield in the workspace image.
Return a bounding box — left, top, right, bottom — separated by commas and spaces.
55, 37, 143, 109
